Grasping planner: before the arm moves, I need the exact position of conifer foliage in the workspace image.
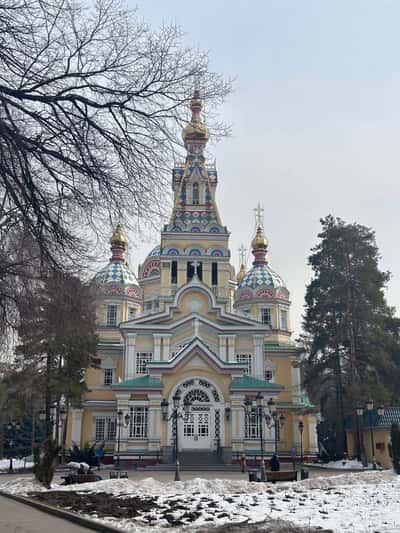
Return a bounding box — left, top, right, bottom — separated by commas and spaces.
16, 271, 97, 441
302, 215, 400, 455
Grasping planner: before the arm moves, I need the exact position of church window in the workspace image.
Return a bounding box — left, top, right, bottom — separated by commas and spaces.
103, 368, 114, 385
136, 352, 153, 374
129, 407, 148, 438
236, 353, 252, 375
245, 409, 259, 439
95, 417, 116, 441
128, 307, 136, 320
145, 301, 153, 312
185, 389, 210, 403
192, 182, 199, 205
106, 304, 118, 326
280, 309, 288, 330
171, 260, 178, 284
261, 308, 272, 327
211, 262, 218, 286
187, 261, 202, 281
264, 369, 273, 381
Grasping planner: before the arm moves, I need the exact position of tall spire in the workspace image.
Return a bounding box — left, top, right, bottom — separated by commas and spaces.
182, 85, 209, 155
110, 223, 127, 262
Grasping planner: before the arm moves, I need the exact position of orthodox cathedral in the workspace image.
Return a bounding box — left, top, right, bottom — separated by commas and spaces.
66, 89, 318, 465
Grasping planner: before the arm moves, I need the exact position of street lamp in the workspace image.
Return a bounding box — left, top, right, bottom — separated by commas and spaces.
268, 398, 285, 455
116, 409, 131, 470
161, 391, 191, 481
298, 420, 304, 464
363, 400, 384, 470
59, 405, 67, 464
244, 394, 282, 482
355, 403, 364, 463
6, 421, 21, 472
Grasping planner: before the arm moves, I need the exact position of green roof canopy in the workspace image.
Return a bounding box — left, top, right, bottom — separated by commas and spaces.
230, 376, 284, 390
113, 375, 162, 389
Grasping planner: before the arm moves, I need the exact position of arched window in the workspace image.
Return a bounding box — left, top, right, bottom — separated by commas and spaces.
192, 182, 199, 205
185, 389, 210, 403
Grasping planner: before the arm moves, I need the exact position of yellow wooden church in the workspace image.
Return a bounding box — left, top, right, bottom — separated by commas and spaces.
66, 89, 318, 466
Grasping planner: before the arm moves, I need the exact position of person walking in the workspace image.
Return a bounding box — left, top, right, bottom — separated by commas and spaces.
270, 454, 280, 472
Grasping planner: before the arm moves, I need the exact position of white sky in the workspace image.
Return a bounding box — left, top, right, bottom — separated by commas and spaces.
122, 0, 400, 336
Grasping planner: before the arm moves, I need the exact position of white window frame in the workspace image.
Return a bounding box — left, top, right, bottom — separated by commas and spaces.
236, 353, 252, 375
136, 352, 153, 374
128, 307, 137, 320
261, 307, 272, 327
245, 409, 259, 439
103, 368, 114, 386
106, 304, 118, 326
129, 407, 148, 439
264, 369, 273, 381
280, 308, 288, 330
95, 416, 116, 441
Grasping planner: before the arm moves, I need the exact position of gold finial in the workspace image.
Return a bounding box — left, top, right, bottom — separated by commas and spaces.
110, 223, 128, 247
251, 224, 268, 250
182, 85, 209, 142
236, 263, 247, 284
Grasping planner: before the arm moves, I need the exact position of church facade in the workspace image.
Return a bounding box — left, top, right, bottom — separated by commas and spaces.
66, 89, 318, 465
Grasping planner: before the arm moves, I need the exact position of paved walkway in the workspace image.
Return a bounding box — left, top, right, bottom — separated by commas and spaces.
0, 495, 93, 533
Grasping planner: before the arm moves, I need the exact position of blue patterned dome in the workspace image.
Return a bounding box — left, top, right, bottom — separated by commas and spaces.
238, 264, 285, 290
94, 261, 136, 285
147, 245, 161, 257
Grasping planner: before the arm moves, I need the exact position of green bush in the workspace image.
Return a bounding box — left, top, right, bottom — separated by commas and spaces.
68, 442, 98, 467
33, 439, 61, 488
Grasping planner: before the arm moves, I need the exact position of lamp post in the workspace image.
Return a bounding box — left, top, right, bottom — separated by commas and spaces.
59, 405, 67, 464
116, 410, 131, 470
360, 400, 384, 470
244, 393, 282, 482
298, 420, 304, 464
6, 421, 21, 472
161, 391, 191, 482
355, 403, 364, 463
268, 398, 285, 456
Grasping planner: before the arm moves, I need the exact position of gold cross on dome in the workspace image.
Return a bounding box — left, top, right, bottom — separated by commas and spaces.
238, 244, 247, 266
254, 203, 264, 227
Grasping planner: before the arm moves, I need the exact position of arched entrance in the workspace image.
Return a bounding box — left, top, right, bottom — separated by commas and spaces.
169, 378, 224, 451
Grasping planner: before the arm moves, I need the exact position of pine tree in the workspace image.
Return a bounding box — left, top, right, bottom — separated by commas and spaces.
16, 271, 97, 441
302, 215, 399, 456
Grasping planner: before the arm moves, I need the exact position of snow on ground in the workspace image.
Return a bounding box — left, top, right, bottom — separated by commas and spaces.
0, 458, 33, 472
0, 471, 399, 532
305, 459, 372, 470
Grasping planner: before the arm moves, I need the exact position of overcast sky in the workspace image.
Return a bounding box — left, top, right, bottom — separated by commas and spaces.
125, 0, 400, 336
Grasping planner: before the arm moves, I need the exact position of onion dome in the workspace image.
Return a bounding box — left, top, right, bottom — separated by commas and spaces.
93, 224, 140, 298
237, 224, 286, 292
182, 85, 209, 155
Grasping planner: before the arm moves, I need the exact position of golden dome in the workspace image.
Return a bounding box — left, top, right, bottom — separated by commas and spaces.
110, 223, 128, 247
251, 225, 268, 250
182, 87, 209, 142
236, 263, 247, 284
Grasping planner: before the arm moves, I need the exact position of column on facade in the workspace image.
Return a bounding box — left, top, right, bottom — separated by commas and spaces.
161, 334, 171, 361
148, 394, 162, 451
227, 335, 236, 362
203, 261, 211, 287
70, 408, 84, 447
293, 415, 301, 447
308, 415, 318, 453
291, 361, 302, 403
218, 335, 227, 361
115, 394, 130, 452
124, 333, 136, 379
253, 335, 264, 379
153, 334, 162, 361
230, 395, 245, 451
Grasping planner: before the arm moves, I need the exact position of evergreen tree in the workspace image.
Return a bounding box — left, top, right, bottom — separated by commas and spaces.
302, 215, 399, 456
16, 271, 97, 441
